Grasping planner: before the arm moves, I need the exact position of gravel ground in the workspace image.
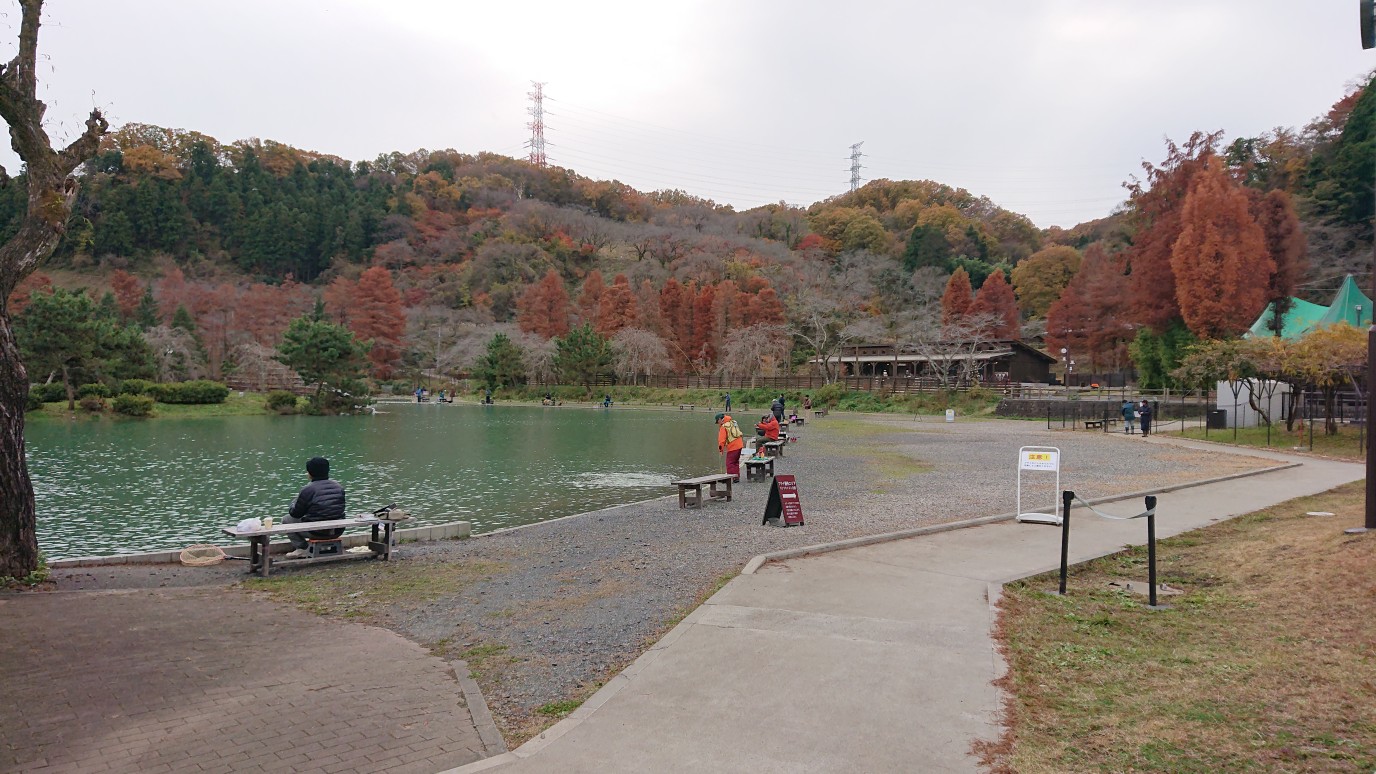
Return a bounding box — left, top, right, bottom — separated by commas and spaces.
41, 416, 1274, 742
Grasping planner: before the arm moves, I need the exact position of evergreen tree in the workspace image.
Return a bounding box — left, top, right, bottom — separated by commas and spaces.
554, 323, 614, 391
14, 289, 99, 410
171, 304, 197, 333
903, 223, 952, 274
276, 315, 370, 412
473, 333, 527, 390
135, 286, 160, 329
94, 291, 121, 323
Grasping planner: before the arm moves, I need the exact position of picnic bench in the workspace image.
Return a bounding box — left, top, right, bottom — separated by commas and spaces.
221, 513, 404, 577
672, 473, 734, 508
1084, 417, 1122, 430
762, 440, 786, 458
743, 456, 775, 482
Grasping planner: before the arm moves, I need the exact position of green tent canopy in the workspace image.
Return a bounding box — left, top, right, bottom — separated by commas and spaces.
1246, 275, 1372, 340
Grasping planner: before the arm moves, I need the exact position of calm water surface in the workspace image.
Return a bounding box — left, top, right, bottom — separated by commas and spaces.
26, 403, 723, 559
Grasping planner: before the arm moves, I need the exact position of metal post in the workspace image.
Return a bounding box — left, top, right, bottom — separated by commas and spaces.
1058, 490, 1073, 595
1146, 495, 1159, 608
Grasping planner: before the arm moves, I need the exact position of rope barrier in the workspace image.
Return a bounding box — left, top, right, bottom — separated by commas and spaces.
1070, 494, 1154, 521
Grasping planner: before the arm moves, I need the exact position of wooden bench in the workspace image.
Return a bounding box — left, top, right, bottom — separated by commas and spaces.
679, 404, 695, 411
762, 440, 786, 458
1084, 417, 1122, 430
814, 409, 828, 417
672, 473, 734, 508
221, 515, 404, 577
743, 456, 775, 482
792, 417, 805, 426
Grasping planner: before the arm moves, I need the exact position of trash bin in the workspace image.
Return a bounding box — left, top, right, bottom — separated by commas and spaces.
1207, 409, 1227, 429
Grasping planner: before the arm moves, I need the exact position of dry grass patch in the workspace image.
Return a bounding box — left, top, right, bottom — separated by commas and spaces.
244, 556, 505, 621
986, 481, 1376, 773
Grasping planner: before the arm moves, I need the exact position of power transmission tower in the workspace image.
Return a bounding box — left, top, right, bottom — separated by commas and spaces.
848, 142, 865, 192
526, 81, 548, 167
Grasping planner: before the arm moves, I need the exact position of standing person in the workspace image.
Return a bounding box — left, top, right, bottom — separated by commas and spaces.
284, 456, 346, 560
771, 397, 784, 423
1121, 400, 1137, 435
803, 395, 812, 411
723, 392, 732, 412
1139, 400, 1153, 438
716, 413, 744, 483
414, 386, 423, 403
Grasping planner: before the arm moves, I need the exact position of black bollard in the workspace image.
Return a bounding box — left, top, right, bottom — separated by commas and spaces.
1058, 490, 1073, 595
1146, 495, 1158, 607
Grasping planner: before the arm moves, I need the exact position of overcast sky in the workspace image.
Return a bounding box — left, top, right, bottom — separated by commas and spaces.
1, 0, 1372, 228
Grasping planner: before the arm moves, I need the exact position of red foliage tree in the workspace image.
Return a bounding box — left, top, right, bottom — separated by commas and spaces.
750, 285, 785, 326
576, 270, 605, 325
323, 275, 357, 325
1125, 131, 1222, 332
969, 269, 1020, 339
516, 269, 572, 339
349, 266, 406, 378
659, 278, 694, 370
109, 269, 144, 322
1047, 244, 1133, 373
636, 279, 664, 336
691, 283, 717, 370
595, 274, 640, 336
7, 272, 52, 316
1251, 188, 1308, 332
155, 266, 191, 322
1170, 157, 1272, 339
940, 267, 974, 325
238, 281, 312, 347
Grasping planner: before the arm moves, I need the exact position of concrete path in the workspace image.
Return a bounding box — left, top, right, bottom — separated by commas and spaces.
0, 586, 501, 774
450, 440, 1363, 773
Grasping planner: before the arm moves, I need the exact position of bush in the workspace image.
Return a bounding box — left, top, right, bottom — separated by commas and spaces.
148, 380, 230, 404
32, 383, 64, 402
77, 382, 111, 399
25, 391, 43, 412
265, 390, 299, 414
813, 383, 847, 408
78, 395, 106, 412
112, 394, 155, 417
118, 379, 155, 396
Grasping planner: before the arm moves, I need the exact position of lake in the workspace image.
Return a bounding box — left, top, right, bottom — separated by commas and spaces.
26, 403, 725, 560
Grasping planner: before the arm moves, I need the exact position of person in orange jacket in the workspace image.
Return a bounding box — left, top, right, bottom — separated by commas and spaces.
716, 412, 744, 482
755, 414, 780, 442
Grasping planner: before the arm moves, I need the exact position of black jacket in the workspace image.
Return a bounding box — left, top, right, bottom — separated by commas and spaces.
290, 478, 346, 522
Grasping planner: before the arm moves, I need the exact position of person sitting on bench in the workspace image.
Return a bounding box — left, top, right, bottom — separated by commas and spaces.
284, 456, 346, 559
756, 413, 780, 443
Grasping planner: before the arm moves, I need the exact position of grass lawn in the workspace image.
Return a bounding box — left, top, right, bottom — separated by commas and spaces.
987, 480, 1375, 773
1179, 424, 1363, 460
29, 391, 272, 419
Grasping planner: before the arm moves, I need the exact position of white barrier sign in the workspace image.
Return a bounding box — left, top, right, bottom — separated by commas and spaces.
1016, 445, 1062, 525
1019, 449, 1059, 472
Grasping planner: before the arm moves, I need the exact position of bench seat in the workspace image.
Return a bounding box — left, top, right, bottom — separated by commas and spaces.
671, 473, 734, 508
743, 456, 775, 482
221, 516, 403, 577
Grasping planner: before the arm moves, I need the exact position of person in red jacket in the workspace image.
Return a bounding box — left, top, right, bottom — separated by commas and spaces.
716, 413, 744, 482
756, 414, 780, 441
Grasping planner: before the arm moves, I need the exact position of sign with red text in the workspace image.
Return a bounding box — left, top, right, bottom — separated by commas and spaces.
762, 474, 805, 527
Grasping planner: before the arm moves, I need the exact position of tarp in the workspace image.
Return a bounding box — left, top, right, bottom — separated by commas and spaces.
1246, 297, 1328, 339
1313, 274, 1373, 329
1245, 275, 1372, 340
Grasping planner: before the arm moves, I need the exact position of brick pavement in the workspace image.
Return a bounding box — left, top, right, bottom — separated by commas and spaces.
0, 587, 497, 773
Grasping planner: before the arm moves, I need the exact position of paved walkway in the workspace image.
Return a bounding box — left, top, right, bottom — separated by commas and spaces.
0, 586, 500, 773
449, 439, 1364, 773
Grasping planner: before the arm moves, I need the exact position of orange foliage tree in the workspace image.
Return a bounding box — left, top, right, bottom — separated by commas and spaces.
595, 274, 640, 336
349, 266, 406, 378
1170, 157, 1272, 339
969, 269, 1019, 339
110, 269, 144, 322
1252, 188, 1308, 335
1047, 244, 1133, 374
576, 270, 605, 326
940, 267, 974, 325
516, 269, 572, 339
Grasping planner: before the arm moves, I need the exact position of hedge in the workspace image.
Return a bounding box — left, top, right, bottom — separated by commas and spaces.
112, 394, 155, 417
147, 380, 230, 404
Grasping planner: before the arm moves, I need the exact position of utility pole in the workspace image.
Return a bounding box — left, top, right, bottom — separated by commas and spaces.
848, 142, 865, 192
1359, 0, 1375, 532
526, 81, 548, 168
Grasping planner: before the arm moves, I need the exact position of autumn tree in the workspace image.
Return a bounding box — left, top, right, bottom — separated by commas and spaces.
611, 327, 671, 383
594, 274, 639, 336
940, 267, 974, 325
1252, 188, 1308, 336
1125, 131, 1222, 333
110, 269, 144, 322
0, 0, 109, 578
1010, 245, 1081, 318
968, 269, 1019, 339
1291, 323, 1366, 435
575, 270, 605, 325
515, 269, 571, 339
345, 266, 406, 378
717, 323, 791, 386
1170, 156, 1272, 339
690, 283, 717, 370
1047, 244, 1134, 378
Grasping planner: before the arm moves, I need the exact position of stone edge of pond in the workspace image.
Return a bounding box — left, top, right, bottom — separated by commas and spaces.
48, 521, 473, 568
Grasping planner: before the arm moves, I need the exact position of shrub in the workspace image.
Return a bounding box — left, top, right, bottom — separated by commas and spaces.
814, 382, 847, 408
265, 390, 299, 414
32, 383, 64, 402
118, 379, 155, 396
78, 395, 106, 412
77, 382, 111, 399
148, 380, 230, 404
112, 394, 155, 417
25, 391, 43, 412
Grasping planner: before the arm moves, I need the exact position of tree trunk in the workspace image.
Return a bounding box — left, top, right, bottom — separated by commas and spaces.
0, 314, 39, 578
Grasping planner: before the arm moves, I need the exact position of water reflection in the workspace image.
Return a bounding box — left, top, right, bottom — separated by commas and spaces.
26, 404, 722, 559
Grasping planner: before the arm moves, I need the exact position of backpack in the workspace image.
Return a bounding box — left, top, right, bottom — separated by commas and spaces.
724, 419, 743, 443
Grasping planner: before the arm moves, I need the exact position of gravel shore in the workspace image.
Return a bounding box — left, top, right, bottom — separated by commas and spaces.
45, 416, 1275, 742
